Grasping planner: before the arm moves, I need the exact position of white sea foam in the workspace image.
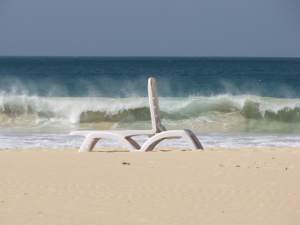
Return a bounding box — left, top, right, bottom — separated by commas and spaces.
1, 95, 300, 134
0, 132, 299, 149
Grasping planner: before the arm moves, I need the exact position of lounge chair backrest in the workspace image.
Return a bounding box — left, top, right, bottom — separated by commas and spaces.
148, 77, 167, 133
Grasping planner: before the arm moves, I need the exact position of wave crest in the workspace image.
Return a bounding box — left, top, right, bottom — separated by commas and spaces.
1, 94, 300, 133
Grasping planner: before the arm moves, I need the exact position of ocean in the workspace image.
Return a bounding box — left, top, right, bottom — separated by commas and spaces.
0, 57, 299, 149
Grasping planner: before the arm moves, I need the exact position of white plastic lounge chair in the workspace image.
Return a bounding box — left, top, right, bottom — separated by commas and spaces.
70, 77, 203, 152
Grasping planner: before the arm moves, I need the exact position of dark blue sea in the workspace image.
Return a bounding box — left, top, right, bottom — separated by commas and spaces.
0, 57, 299, 148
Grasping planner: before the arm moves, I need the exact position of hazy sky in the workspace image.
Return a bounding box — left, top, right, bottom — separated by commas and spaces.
0, 0, 299, 57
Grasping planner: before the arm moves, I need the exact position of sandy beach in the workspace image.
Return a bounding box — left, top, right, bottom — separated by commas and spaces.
0, 146, 299, 225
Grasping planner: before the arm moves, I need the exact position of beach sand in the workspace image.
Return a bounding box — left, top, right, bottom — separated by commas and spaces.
0, 147, 299, 225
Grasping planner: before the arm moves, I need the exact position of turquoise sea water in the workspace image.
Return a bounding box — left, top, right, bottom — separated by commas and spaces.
0, 57, 299, 148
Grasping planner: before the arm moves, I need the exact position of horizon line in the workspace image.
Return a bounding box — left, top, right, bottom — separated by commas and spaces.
1, 55, 300, 58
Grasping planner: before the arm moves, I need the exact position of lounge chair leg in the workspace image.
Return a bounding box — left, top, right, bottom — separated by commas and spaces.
78, 132, 139, 152
140, 130, 203, 152
78, 138, 100, 152
125, 137, 141, 150
145, 138, 166, 151
184, 130, 204, 150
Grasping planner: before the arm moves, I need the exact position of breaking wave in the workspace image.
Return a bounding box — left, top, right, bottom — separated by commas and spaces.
1, 94, 300, 133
